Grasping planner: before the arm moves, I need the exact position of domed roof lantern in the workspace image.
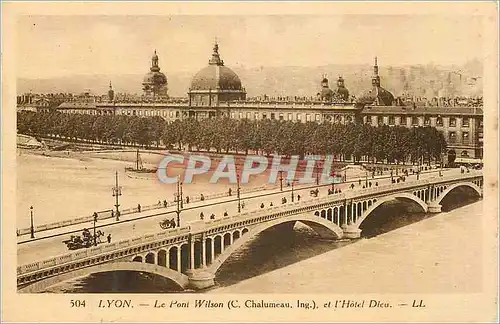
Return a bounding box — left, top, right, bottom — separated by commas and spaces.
209, 38, 224, 66
321, 74, 329, 88
108, 81, 114, 102
151, 50, 160, 72
337, 75, 345, 87
372, 56, 381, 87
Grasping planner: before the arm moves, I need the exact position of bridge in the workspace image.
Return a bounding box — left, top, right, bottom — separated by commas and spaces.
17, 171, 483, 292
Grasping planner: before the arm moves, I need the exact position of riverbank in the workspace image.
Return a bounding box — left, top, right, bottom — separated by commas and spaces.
211, 200, 484, 294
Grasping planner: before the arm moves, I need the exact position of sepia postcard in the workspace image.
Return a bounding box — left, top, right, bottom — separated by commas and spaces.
2, 1, 499, 323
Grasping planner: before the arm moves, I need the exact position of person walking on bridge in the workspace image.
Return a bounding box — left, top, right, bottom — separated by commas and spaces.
107, 234, 111, 243
137, 204, 141, 212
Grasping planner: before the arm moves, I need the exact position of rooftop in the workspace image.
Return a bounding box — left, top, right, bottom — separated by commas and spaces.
364, 105, 483, 115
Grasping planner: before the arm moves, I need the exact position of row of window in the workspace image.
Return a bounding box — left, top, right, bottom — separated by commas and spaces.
60, 109, 479, 134
448, 131, 471, 144
230, 111, 323, 122
366, 116, 473, 128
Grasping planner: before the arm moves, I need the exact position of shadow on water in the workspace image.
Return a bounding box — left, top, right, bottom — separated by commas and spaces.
359, 186, 480, 238
43, 271, 184, 293
214, 224, 351, 288
439, 186, 481, 212
43, 187, 480, 293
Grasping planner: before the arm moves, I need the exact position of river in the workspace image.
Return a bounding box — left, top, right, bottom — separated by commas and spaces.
41, 186, 481, 293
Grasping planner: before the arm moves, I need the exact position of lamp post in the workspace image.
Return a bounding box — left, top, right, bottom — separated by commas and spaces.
391, 170, 394, 182
180, 180, 184, 209
112, 171, 122, 221
93, 212, 98, 246
237, 173, 241, 213
279, 170, 283, 191
30, 206, 35, 239
439, 152, 443, 176
175, 178, 182, 227
417, 147, 421, 171
365, 171, 368, 187
291, 179, 297, 202
331, 171, 335, 191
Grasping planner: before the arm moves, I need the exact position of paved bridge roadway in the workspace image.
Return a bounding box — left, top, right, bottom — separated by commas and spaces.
17, 169, 483, 292
18, 168, 457, 263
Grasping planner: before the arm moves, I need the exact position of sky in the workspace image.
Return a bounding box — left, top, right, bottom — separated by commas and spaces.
17, 15, 484, 79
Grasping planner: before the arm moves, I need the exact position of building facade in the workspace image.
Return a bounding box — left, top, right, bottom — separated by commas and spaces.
17, 42, 483, 160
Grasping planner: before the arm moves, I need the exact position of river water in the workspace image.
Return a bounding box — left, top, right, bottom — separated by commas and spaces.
42, 186, 480, 293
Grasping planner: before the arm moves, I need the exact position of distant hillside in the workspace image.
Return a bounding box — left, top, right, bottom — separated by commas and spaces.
17, 59, 483, 98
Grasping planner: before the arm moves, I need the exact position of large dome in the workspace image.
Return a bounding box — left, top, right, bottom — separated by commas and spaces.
188, 41, 246, 105
190, 65, 242, 91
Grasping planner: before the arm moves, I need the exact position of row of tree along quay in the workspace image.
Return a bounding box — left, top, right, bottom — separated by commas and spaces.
17, 111, 446, 165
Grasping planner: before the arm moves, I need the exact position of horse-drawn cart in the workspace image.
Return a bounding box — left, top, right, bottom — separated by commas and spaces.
159, 218, 176, 230
63, 229, 104, 250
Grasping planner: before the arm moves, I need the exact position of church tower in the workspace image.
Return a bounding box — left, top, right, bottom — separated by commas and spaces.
108, 81, 114, 102
372, 56, 381, 87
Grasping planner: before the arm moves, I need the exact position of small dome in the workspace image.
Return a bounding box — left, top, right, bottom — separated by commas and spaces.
143, 71, 167, 85
190, 65, 242, 91
335, 87, 349, 101
320, 87, 334, 98
142, 50, 168, 96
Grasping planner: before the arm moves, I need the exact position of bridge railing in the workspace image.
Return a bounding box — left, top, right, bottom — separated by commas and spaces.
17, 209, 113, 236
17, 224, 193, 276
16, 181, 273, 236
194, 171, 483, 233
18, 171, 482, 277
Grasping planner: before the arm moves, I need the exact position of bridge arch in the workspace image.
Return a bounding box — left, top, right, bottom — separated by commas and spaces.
436, 182, 482, 205
145, 252, 156, 264
207, 214, 343, 275
354, 192, 428, 228
18, 261, 189, 293
232, 230, 241, 241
